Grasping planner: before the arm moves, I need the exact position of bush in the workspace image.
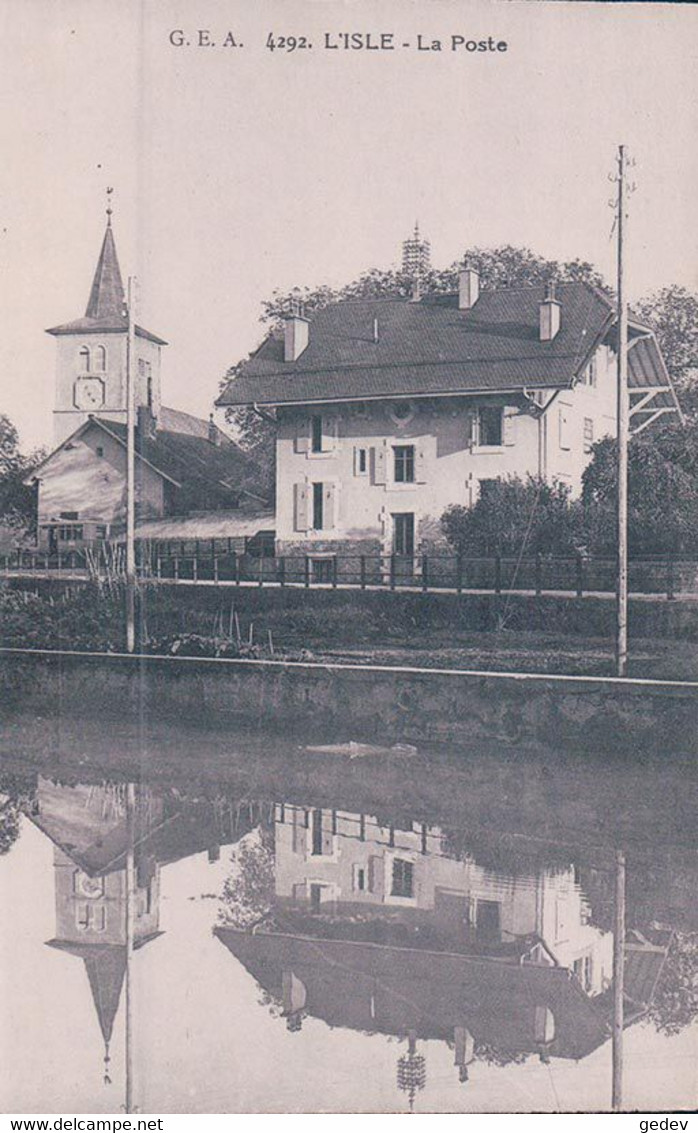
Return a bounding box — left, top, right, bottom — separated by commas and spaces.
442, 476, 584, 558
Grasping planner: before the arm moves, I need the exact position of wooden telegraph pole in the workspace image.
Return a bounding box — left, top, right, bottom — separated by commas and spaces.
125, 782, 136, 1113
612, 849, 626, 1111
125, 277, 137, 653
615, 145, 629, 677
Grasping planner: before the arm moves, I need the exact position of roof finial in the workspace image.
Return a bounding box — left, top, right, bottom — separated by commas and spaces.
106, 186, 114, 227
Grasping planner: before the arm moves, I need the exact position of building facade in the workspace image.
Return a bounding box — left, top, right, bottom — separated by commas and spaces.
28, 213, 263, 549
218, 267, 679, 567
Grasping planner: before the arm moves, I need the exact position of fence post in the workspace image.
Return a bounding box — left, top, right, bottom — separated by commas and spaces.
57, 547, 62, 572
258, 556, 264, 587
304, 555, 310, 588
192, 555, 198, 582
156, 555, 162, 580
213, 556, 219, 584
535, 553, 542, 597
332, 556, 338, 589
494, 554, 502, 595
667, 556, 675, 601
456, 554, 463, 594
390, 554, 396, 590
576, 553, 584, 598
278, 556, 286, 587
174, 556, 179, 581
234, 551, 240, 586
421, 554, 428, 593
360, 555, 366, 590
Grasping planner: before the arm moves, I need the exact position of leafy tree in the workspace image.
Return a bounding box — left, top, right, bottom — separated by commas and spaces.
647, 932, 698, 1036
0, 800, 21, 856
0, 414, 44, 542
441, 476, 584, 558
582, 421, 698, 555
219, 823, 275, 929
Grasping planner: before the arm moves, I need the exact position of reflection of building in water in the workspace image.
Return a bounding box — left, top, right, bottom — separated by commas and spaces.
216, 803, 670, 1103
28, 780, 165, 1083
272, 805, 613, 993
27, 778, 262, 1085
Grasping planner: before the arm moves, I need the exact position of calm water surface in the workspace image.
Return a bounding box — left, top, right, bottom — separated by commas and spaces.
0, 714, 696, 1113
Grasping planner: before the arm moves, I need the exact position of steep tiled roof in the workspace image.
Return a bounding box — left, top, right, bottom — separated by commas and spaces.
216, 927, 611, 1060
85, 222, 124, 320
45, 221, 167, 345
218, 283, 616, 407
96, 418, 261, 500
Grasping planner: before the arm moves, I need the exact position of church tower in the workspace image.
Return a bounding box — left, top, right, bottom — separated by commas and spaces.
46, 204, 167, 445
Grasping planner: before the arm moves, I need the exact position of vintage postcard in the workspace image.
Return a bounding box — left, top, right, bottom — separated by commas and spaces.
0, 0, 696, 1121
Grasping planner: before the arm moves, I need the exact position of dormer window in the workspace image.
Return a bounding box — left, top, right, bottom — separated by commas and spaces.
78, 345, 90, 372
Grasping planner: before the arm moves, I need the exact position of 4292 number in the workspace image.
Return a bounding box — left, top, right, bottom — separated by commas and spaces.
266, 34, 312, 52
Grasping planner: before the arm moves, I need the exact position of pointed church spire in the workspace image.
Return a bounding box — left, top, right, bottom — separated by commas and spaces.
85, 208, 125, 320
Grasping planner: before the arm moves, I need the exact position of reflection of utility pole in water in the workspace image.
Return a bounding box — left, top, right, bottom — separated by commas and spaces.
612, 849, 626, 1112
125, 278, 137, 654
125, 782, 136, 1113
614, 145, 630, 678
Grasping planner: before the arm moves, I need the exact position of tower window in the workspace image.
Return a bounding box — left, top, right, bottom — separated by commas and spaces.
94, 345, 107, 371
78, 346, 90, 372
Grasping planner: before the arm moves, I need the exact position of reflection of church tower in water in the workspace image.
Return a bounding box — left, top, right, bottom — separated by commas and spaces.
33, 782, 164, 1085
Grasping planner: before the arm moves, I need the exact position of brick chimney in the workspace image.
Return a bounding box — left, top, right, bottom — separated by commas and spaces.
458, 262, 480, 310
539, 281, 561, 342
284, 310, 310, 362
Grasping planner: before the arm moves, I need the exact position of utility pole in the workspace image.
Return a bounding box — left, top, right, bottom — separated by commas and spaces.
125, 277, 137, 653
611, 848, 626, 1112
124, 782, 136, 1114
615, 145, 629, 678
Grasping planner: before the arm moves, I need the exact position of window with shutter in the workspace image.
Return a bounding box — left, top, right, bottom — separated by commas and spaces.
558, 406, 571, 450
312, 482, 324, 529
478, 406, 503, 447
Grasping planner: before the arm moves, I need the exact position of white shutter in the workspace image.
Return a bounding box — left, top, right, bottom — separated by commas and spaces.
466, 410, 478, 448
373, 441, 387, 485
294, 419, 310, 454
414, 441, 427, 483
322, 415, 339, 452
502, 407, 517, 446
294, 482, 309, 532
323, 482, 336, 529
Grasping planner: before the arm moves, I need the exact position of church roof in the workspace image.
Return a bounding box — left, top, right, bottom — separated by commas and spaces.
45, 220, 167, 345
47, 942, 126, 1045
86, 223, 124, 321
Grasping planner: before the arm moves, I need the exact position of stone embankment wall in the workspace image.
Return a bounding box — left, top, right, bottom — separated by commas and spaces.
1, 647, 696, 756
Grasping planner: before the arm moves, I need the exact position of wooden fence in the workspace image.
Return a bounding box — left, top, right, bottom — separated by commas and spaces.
2, 541, 696, 599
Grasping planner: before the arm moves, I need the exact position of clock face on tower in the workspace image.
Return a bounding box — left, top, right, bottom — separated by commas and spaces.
74, 376, 105, 411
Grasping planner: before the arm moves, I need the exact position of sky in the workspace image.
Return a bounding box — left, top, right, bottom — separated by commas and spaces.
1, 0, 697, 450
